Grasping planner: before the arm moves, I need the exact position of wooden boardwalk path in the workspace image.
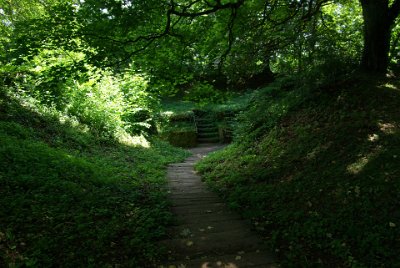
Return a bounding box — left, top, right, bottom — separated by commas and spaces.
159, 144, 277, 268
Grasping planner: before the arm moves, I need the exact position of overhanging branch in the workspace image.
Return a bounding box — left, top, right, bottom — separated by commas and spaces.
169, 0, 245, 17
218, 5, 239, 72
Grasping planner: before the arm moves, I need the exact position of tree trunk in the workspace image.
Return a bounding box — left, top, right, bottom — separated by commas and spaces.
360, 0, 392, 73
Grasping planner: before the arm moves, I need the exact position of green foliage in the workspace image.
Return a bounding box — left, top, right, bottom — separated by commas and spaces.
1, 47, 156, 138
159, 100, 195, 128
159, 129, 197, 148
0, 90, 188, 267
66, 69, 156, 137
183, 82, 229, 106
157, 101, 197, 147
1, 0, 399, 266
390, 18, 400, 68
271, 1, 363, 75
1, 0, 367, 95
196, 75, 400, 267
234, 78, 309, 141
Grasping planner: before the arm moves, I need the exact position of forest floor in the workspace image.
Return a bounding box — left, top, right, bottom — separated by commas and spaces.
159, 144, 277, 268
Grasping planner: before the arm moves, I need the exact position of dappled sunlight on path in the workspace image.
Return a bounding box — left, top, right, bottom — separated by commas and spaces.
159, 144, 277, 268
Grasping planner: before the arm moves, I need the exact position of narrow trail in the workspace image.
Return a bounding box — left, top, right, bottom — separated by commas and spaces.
160, 144, 277, 268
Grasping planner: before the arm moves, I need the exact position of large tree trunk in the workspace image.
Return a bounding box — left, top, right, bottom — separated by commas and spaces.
359, 0, 400, 73
360, 0, 391, 73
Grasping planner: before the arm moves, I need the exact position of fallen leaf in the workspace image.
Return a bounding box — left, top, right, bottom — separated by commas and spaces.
180, 228, 192, 237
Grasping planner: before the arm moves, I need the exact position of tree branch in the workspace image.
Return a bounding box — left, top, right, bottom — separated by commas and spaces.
104, 39, 156, 68
218, 5, 239, 72
169, 0, 244, 17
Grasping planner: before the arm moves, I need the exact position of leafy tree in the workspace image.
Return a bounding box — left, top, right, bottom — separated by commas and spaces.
4, 0, 398, 94
66, 0, 332, 89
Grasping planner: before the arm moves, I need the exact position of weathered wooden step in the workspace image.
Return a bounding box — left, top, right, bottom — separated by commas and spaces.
169, 191, 219, 199
161, 144, 275, 267
160, 230, 265, 259
168, 218, 253, 237
170, 202, 226, 215
163, 250, 276, 268
167, 186, 209, 194
173, 210, 241, 225
170, 196, 222, 206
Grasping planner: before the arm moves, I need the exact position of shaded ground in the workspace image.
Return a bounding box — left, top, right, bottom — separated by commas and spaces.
194, 77, 400, 266
159, 144, 276, 268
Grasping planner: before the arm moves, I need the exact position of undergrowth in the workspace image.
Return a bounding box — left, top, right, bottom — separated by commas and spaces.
196, 75, 400, 267
0, 89, 188, 267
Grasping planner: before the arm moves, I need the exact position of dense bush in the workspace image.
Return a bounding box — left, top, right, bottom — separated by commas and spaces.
183, 82, 229, 106
1, 49, 157, 138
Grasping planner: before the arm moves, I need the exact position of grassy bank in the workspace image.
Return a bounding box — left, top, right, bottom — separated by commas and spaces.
196, 75, 400, 267
0, 89, 188, 267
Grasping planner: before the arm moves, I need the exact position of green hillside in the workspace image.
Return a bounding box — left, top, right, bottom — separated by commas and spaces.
197, 75, 400, 267
0, 89, 188, 267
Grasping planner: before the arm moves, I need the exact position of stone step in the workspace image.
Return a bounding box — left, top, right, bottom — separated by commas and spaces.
198, 132, 219, 138
197, 123, 216, 129
197, 126, 218, 132
198, 137, 220, 143
195, 117, 215, 121
197, 127, 218, 132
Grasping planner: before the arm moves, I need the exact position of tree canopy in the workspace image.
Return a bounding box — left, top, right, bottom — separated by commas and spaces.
1, 0, 399, 95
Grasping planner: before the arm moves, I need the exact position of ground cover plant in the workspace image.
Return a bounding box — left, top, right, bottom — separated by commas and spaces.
196, 75, 400, 267
0, 88, 188, 267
